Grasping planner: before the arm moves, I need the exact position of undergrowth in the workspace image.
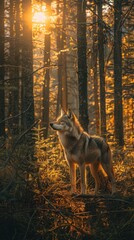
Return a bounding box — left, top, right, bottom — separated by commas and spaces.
0, 125, 133, 240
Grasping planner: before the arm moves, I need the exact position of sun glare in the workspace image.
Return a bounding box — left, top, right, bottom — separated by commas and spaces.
33, 11, 46, 24
32, 4, 47, 24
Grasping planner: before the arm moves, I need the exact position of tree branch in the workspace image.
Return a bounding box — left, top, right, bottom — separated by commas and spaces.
0, 119, 39, 169
0, 103, 32, 124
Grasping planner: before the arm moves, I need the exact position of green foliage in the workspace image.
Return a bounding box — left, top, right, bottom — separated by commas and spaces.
33, 123, 70, 193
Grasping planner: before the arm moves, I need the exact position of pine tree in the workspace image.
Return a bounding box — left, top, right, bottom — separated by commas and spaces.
114, 0, 124, 146
0, 0, 5, 136
42, 2, 51, 138
77, 0, 88, 131
22, 0, 34, 130
97, 0, 106, 137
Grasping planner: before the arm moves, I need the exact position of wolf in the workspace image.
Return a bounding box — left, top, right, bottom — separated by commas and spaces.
50, 109, 116, 195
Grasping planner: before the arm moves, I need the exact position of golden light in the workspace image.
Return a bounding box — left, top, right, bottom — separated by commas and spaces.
33, 11, 46, 24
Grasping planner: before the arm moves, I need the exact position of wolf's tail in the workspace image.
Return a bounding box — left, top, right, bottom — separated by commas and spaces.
100, 146, 114, 177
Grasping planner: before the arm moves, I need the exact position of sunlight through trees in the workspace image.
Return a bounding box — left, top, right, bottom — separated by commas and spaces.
0, 0, 134, 239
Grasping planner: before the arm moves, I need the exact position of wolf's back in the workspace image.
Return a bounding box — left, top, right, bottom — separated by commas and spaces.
92, 136, 109, 154
92, 136, 114, 176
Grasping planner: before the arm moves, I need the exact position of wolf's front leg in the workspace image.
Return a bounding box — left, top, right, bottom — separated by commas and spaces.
79, 163, 86, 194
69, 162, 76, 194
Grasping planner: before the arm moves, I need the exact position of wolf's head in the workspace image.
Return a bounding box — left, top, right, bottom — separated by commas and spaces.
50, 109, 83, 138
50, 109, 75, 132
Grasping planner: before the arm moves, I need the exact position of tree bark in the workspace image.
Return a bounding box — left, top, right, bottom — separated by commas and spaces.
56, 2, 62, 116
61, 0, 67, 112
13, 0, 20, 134
22, 0, 34, 130
77, 0, 88, 132
0, 0, 5, 136
92, 4, 100, 135
97, 0, 106, 138
42, 33, 50, 139
8, 0, 20, 135
42, 2, 51, 139
114, 0, 124, 146
56, 0, 67, 115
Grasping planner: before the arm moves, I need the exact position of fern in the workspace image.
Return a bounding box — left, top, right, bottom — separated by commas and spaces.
33, 122, 69, 194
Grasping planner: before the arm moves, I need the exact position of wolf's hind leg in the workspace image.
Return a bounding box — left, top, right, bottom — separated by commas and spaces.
69, 162, 76, 193
101, 162, 116, 194
90, 160, 100, 194
79, 163, 86, 194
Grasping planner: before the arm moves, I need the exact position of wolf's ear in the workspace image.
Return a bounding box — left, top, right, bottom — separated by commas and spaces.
67, 109, 74, 120
61, 108, 66, 116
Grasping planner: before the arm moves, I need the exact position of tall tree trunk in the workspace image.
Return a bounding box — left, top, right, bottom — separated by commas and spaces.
13, 0, 20, 134
56, 2, 62, 116
9, 0, 19, 135
92, 4, 99, 135
97, 0, 106, 138
42, 34, 50, 139
56, 0, 67, 115
42, 2, 51, 139
0, 0, 5, 136
61, 0, 67, 112
114, 0, 124, 146
77, 0, 88, 132
9, 0, 15, 120
22, 0, 34, 130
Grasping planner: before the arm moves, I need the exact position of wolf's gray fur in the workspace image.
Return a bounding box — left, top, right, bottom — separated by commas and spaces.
50, 109, 116, 195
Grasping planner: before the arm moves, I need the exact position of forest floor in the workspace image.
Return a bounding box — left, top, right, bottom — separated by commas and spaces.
0, 143, 133, 240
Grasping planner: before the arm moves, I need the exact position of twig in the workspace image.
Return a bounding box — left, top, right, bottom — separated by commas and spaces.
0, 171, 16, 195
47, 223, 71, 233
23, 209, 37, 240
72, 194, 131, 204
106, 1, 134, 66
42, 194, 91, 236
3, 64, 59, 82
0, 103, 32, 124
121, 1, 134, 28
0, 142, 6, 151
0, 119, 39, 169
74, 208, 134, 216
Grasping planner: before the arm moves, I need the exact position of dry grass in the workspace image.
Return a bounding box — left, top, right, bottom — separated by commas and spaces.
0, 135, 133, 240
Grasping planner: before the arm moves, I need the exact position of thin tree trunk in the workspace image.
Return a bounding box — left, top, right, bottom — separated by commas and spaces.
77, 0, 88, 131
92, 4, 100, 135
9, 0, 19, 135
114, 0, 124, 146
42, 2, 51, 139
42, 33, 50, 139
13, 0, 20, 134
22, 0, 34, 130
97, 0, 106, 138
0, 0, 5, 136
56, 1, 67, 115
56, 2, 62, 116
61, 0, 67, 112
